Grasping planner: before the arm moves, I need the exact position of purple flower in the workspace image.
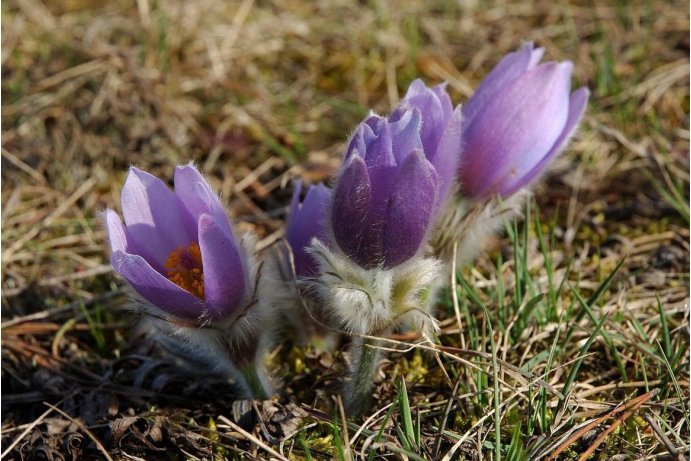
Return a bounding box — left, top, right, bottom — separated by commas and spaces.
459, 42, 590, 198
104, 165, 247, 321
285, 180, 331, 277
393, 79, 463, 203
331, 109, 448, 269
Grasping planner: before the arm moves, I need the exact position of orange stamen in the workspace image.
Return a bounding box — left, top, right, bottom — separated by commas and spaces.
164, 242, 204, 298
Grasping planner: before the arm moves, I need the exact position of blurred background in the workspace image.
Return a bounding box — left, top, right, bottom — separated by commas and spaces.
2, 0, 689, 459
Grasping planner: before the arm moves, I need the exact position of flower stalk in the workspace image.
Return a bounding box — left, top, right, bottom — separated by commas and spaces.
238, 364, 272, 401
344, 336, 384, 417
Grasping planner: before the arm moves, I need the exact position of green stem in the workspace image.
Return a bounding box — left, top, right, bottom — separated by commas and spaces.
344, 337, 382, 417
238, 364, 271, 400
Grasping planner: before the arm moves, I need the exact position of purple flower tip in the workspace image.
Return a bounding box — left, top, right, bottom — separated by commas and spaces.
285, 180, 332, 277
104, 164, 247, 321
459, 42, 589, 198
395, 79, 462, 202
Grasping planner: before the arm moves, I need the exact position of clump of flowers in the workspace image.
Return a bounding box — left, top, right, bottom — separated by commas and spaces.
103, 42, 589, 419
433, 42, 589, 263
104, 164, 273, 399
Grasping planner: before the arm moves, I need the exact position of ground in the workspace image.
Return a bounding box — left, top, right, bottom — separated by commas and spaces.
1, 0, 689, 460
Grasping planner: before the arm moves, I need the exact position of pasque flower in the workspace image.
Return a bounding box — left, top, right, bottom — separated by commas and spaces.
285, 180, 331, 277
104, 164, 248, 321
104, 164, 273, 399
459, 42, 589, 198
310, 88, 462, 416
332, 98, 462, 270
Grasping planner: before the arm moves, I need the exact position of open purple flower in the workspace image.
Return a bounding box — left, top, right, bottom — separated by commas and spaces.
104, 164, 247, 321
331, 107, 452, 270
459, 42, 590, 198
285, 180, 331, 277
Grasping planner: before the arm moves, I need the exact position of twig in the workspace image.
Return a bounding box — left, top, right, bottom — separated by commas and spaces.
546, 389, 658, 460
1, 404, 57, 457
450, 242, 466, 350
643, 414, 683, 458
1, 148, 47, 184
217, 415, 290, 461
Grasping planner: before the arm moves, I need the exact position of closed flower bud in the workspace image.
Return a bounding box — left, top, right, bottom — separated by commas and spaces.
313, 96, 462, 415
332, 108, 458, 270
432, 43, 589, 264
459, 42, 589, 199
285, 180, 331, 277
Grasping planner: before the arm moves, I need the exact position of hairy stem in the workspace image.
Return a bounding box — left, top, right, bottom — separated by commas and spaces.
237, 363, 272, 400
344, 336, 383, 417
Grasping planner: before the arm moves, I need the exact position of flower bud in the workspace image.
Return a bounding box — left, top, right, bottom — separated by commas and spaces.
331, 108, 458, 269
459, 42, 589, 198
285, 180, 331, 277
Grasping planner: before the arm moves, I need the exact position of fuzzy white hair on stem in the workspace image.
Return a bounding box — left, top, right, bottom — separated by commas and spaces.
433, 189, 530, 266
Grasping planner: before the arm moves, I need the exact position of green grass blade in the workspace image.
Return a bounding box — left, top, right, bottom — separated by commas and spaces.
481, 304, 501, 461
556, 314, 608, 417
397, 377, 417, 451
367, 404, 396, 461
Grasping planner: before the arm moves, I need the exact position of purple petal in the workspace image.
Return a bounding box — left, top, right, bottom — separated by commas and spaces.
430, 105, 463, 205
389, 108, 423, 165
103, 209, 131, 254
464, 42, 545, 125
286, 181, 331, 276
460, 61, 572, 198
198, 214, 246, 320
432, 83, 454, 123
508, 87, 590, 194
288, 180, 304, 224
400, 80, 451, 157
345, 122, 376, 163
528, 46, 545, 69
331, 155, 382, 269
401, 79, 429, 101
364, 120, 395, 169
174, 164, 233, 238
111, 250, 205, 320
383, 150, 439, 268
121, 168, 194, 272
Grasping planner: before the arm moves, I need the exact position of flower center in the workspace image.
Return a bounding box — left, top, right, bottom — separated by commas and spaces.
164, 242, 204, 298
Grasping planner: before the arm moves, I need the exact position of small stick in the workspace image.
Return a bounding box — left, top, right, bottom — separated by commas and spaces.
1, 404, 57, 457
643, 414, 682, 458
217, 415, 290, 461
546, 389, 658, 460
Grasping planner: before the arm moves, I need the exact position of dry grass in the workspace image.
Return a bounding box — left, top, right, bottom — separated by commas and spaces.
1, 0, 689, 459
